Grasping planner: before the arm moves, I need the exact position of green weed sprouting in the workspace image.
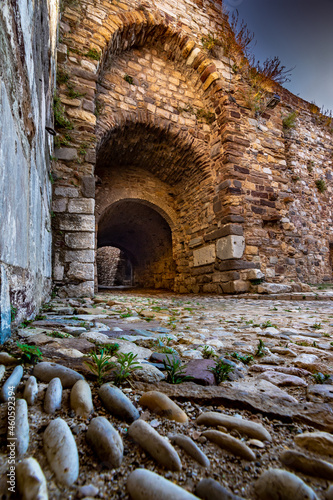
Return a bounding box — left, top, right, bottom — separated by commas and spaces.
16, 343, 43, 364
282, 111, 297, 130
315, 179, 327, 193
85, 48, 101, 60
163, 355, 192, 384
202, 345, 217, 359
255, 339, 267, 357
83, 349, 115, 384
113, 352, 142, 386
313, 372, 330, 384
231, 352, 253, 364
123, 74, 134, 85
209, 359, 234, 384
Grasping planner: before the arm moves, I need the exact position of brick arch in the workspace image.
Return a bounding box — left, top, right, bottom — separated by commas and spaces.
96, 116, 212, 187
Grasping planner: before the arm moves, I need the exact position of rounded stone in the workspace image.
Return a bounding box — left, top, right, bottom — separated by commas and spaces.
169, 434, 210, 467
128, 419, 182, 471
195, 478, 246, 500
0, 352, 19, 366
43, 417, 79, 486
70, 379, 93, 417
86, 416, 123, 468
295, 431, 333, 457
196, 412, 271, 441
23, 375, 38, 406
99, 384, 139, 422
1, 365, 24, 402
16, 457, 48, 500
280, 450, 333, 480
127, 468, 198, 499
139, 391, 188, 423
8, 398, 29, 457
202, 430, 255, 461
44, 377, 62, 414
33, 362, 84, 388
254, 468, 318, 500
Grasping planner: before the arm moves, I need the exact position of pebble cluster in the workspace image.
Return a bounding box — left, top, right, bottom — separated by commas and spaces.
0, 290, 333, 499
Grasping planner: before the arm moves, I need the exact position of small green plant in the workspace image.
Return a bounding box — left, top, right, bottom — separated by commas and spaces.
124, 74, 134, 85
202, 345, 217, 359
20, 319, 33, 328
315, 179, 327, 193
282, 111, 297, 130
231, 352, 253, 365
196, 108, 215, 124
10, 306, 17, 322
113, 352, 142, 386
163, 355, 192, 384
255, 339, 267, 357
261, 320, 276, 329
16, 343, 43, 364
83, 349, 115, 384
85, 48, 101, 60
48, 331, 65, 338
209, 359, 234, 384
311, 323, 322, 330
313, 372, 330, 384
201, 34, 218, 52
103, 343, 120, 356
57, 69, 69, 84
53, 94, 73, 130
120, 312, 132, 318
67, 85, 86, 100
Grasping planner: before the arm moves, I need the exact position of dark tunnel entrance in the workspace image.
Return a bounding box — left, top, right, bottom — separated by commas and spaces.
97, 200, 176, 289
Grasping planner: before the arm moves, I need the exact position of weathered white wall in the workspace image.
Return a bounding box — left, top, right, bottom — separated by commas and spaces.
0, 0, 58, 341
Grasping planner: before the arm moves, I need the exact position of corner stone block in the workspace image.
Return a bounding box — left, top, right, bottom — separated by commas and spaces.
246, 269, 265, 280
193, 244, 216, 267
68, 262, 94, 281
65, 250, 95, 263
64, 232, 95, 249
68, 198, 95, 214
216, 235, 245, 260
59, 215, 95, 232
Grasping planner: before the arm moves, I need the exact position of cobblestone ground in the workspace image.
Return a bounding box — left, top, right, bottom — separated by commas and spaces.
1, 289, 333, 499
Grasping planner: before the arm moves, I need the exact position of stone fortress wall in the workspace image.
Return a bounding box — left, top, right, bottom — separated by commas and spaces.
52, 0, 333, 296
0, 0, 58, 340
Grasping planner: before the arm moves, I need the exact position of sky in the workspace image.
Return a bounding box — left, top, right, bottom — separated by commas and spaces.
224, 0, 333, 113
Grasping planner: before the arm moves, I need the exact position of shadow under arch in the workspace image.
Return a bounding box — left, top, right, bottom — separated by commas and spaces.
97, 198, 176, 289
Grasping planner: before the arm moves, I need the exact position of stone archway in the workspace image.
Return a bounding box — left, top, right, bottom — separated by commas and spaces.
52, 1, 251, 297
97, 199, 175, 289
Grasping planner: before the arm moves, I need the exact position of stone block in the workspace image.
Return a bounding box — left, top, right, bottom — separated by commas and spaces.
265, 268, 276, 278
53, 264, 64, 281
54, 186, 79, 198
64, 281, 95, 298
216, 235, 245, 260
247, 269, 265, 280
257, 283, 292, 294
221, 280, 250, 294
204, 224, 243, 242
59, 215, 95, 232
68, 198, 95, 214
188, 237, 203, 248
212, 271, 240, 283
54, 148, 78, 161
65, 232, 95, 249
82, 176, 95, 198
193, 245, 216, 267
65, 250, 95, 263
52, 199, 67, 212
57, 43, 67, 63
68, 262, 94, 281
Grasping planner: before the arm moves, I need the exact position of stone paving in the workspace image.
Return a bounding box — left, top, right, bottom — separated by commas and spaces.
1, 289, 333, 499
